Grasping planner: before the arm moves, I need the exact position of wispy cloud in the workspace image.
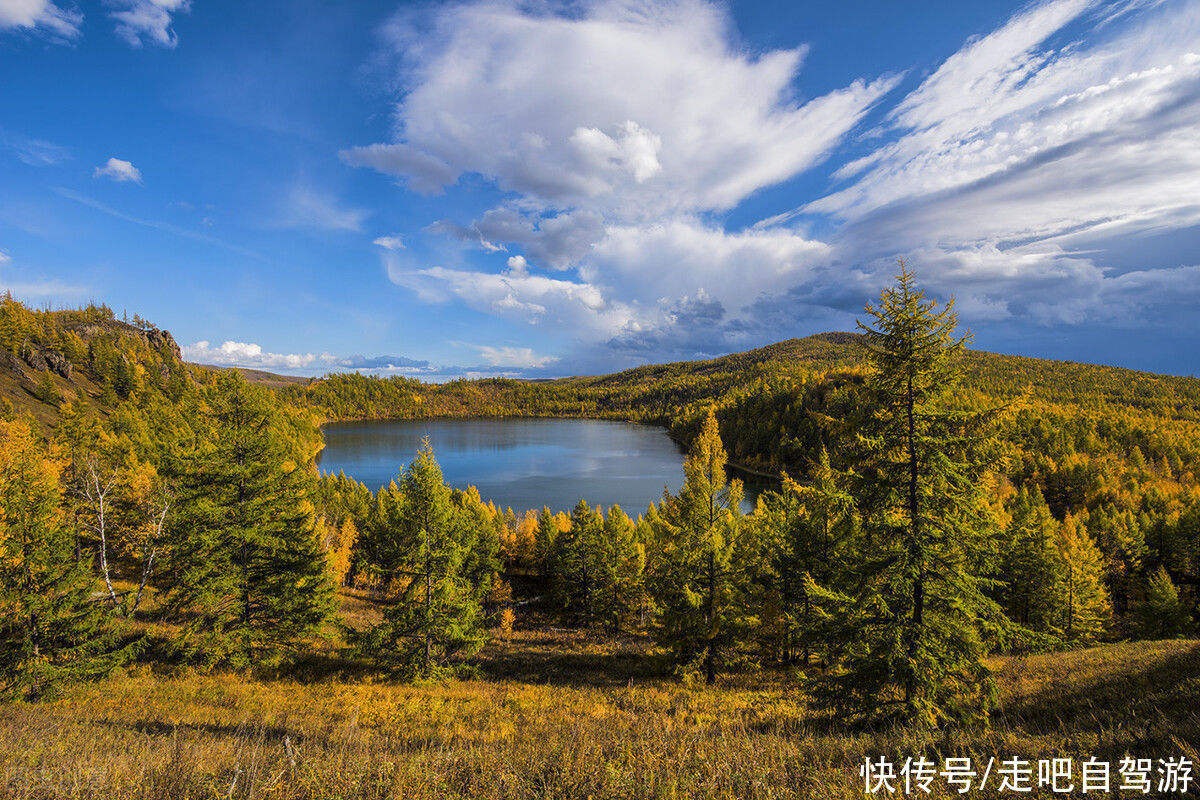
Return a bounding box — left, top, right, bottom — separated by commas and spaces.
0, 249, 89, 300
54, 187, 263, 259
276, 184, 367, 232
2, 131, 70, 166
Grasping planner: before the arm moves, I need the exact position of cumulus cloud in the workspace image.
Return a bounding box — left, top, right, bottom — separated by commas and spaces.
93, 157, 143, 183
0, 250, 9, 263
0, 0, 81, 39
353, 0, 1200, 367
384, 251, 633, 340
106, 0, 189, 48
352, 0, 894, 219
183, 340, 431, 373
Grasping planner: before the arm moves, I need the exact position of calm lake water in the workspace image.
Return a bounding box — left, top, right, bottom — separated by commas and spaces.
318, 418, 767, 514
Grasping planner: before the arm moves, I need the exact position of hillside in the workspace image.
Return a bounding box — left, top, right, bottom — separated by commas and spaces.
0, 296, 188, 427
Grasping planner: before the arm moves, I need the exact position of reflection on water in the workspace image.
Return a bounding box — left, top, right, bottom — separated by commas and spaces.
318, 418, 767, 514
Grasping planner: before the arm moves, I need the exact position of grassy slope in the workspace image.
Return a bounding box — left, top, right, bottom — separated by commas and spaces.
2, 607, 1195, 799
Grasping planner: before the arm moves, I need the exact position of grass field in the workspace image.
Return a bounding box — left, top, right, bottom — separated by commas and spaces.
2, 594, 1197, 800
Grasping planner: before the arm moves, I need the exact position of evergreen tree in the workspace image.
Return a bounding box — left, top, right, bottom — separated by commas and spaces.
818, 264, 1002, 726
533, 507, 560, 572
648, 408, 749, 683
549, 499, 605, 626
596, 505, 646, 633
169, 372, 334, 667
0, 418, 129, 700
452, 486, 503, 606
35, 370, 59, 405
1138, 565, 1192, 639
359, 440, 485, 678
998, 486, 1063, 635
1055, 513, 1111, 644
757, 451, 852, 666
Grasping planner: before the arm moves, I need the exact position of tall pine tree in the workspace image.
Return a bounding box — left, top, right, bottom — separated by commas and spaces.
169, 372, 334, 667
1055, 513, 1111, 643
818, 264, 1002, 726
648, 408, 749, 683
359, 440, 486, 678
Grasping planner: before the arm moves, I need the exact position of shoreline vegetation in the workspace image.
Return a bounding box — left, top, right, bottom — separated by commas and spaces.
2, 270, 1199, 798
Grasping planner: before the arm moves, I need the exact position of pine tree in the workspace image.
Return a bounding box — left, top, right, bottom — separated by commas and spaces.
359, 440, 485, 678
648, 408, 749, 683
1138, 565, 1192, 639
0, 418, 130, 700
549, 499, 605, 626
757, 450, 852, 666
819, 264, 1002, 726
533, 507, 560, 572
596, 505, 646, 633
1056, 513, 1111, 644
998, 486, 1063, 635
35, 370, 59, 405
169, 372, 334, 667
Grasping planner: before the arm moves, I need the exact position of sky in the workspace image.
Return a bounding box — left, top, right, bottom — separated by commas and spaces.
1, 0, 1199, 379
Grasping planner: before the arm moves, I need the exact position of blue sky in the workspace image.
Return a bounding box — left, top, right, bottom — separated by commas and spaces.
2, 0, 1199, 378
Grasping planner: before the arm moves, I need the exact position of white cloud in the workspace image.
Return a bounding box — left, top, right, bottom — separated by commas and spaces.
589, 218, 830, 315
383, 251, 637, 341
473, 345, 559, 369
805, 0, 1200, 252
352, 0, 894, 217
277, 185, 367, 232
372, 234, 405, 250
183, 340, 434, 372
183, 340, 321, 370
0, 250, 9, 263
348, 0, 896, 357
93, 157, 143, 183
357, 0, 1200, 363
0, 0, 81, 38
106, 0, 189, 48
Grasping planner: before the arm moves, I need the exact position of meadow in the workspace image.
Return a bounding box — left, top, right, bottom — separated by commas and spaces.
2, 587, 1197, 800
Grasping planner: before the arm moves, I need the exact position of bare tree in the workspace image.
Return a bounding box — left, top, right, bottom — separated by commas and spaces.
78, 455, 122, 612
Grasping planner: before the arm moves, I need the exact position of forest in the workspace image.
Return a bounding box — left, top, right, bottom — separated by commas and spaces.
0, 272, 1198, 797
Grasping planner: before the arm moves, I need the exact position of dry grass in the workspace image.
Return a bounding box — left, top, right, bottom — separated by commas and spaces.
2, 609, 1197, 799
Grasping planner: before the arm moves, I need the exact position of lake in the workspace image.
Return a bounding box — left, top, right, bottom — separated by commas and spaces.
318, 418, 767, 514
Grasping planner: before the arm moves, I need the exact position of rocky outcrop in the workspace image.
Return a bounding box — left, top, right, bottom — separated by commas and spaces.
146, 328, 182, 361
23, 348, 48, 372
0, 350, 23, 373
45, 350, 72, 380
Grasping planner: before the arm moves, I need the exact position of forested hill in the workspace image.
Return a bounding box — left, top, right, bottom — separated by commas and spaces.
0, 294, 189, 426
